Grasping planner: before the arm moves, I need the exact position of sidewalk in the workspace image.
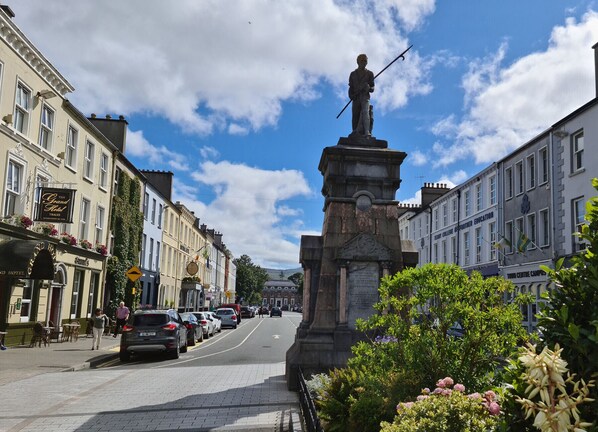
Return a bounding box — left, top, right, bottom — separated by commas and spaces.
0, 332, 120, 386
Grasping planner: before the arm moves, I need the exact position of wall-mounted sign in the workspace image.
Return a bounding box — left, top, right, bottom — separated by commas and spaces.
35, 188, 76, 223
186, 261, 199, 276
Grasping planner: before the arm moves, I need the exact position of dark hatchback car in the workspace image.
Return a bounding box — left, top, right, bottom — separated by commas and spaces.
120, 309, 188, 361
270, 307, 282, 317
180, 312, 203, 346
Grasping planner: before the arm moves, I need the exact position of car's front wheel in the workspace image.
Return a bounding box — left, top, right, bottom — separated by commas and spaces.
119, 350, 131, 362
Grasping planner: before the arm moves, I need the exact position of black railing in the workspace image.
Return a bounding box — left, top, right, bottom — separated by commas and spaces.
298, 368, 324, 432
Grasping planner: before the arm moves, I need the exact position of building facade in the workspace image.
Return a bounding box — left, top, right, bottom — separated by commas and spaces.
262, 280, 300, 309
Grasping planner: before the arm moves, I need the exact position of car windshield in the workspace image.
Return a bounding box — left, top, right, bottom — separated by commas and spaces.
180, 313, 195, 322
217, 309, 233, 315
133, 314, 169, 326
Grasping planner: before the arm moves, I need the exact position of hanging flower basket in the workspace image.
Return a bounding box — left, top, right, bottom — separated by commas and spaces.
61, 232, 77, 246
95, 243, 108, 256
79, 239, 93, 249
36, 222, 58, 236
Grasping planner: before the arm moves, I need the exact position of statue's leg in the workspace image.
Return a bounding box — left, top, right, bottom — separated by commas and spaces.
360, 99, 371, 136
351, 100, 360, 132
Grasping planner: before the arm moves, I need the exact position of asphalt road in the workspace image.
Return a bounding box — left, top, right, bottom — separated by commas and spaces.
0, 312, 304, 432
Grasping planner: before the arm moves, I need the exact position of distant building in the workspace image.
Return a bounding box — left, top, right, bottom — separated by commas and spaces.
262, 280, 300, 309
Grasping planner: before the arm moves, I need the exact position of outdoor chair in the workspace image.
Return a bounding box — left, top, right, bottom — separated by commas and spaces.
30, 322, 49, 347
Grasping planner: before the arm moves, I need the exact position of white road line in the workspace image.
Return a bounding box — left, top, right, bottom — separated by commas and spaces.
153, 319, 265, 367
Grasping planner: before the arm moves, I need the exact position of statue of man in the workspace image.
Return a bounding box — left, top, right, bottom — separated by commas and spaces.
348, 53, 375, 136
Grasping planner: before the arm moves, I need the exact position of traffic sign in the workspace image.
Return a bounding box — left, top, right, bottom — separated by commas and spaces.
126, 265, 142, 282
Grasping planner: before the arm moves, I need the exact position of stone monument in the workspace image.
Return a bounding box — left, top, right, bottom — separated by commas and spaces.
285, 55, 415, 389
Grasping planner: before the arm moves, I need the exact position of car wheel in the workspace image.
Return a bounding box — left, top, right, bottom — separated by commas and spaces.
218, 327, 222, 333
204, 330, 210, 339
168, 339, 180, 359
188, 336, 196, 347
198, 331, 204, 342
180, 338, 188, 353
211, 328, 215, 337
233, 324, 237, 329
119, 350, 131, 362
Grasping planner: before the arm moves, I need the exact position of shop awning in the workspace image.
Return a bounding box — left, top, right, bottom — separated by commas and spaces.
0, 240, 55, 279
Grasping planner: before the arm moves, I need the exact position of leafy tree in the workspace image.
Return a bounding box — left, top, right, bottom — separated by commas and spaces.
288, 271, 304, 295
536, 178, 598, 427
316, 263, 531, 431
233, 254, 268, 303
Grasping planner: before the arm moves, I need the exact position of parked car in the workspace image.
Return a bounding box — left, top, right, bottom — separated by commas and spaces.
205, 311, 222, 333
270, 307, 282, 317
240, 306, 254, 318
215, 307, 238, 328
281, 304, 289, 311
192, 312, 215, 338
219, 303, 242, 323
180, 312, 203, 346
120, 309, 188, 361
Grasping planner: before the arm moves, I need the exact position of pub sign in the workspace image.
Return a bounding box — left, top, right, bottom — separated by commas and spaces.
35, 188, 76, 223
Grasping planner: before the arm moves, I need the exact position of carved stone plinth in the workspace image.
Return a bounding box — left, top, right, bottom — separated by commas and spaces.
286, 136, 409, 390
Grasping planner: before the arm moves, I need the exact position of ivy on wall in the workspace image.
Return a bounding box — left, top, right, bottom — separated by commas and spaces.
106, 171, 143, 315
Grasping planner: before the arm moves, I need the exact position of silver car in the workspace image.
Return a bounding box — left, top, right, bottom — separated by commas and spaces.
215, 307, 237, 329
205, 311, 222, 333
192, 312, 215, 338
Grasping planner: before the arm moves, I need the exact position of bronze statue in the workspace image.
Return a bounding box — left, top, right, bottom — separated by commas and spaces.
348, 54, 374, 137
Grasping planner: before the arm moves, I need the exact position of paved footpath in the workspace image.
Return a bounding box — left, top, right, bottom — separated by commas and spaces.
0, 335, 303, 431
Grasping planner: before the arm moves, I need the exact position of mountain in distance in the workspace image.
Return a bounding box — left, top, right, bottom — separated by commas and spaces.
264, 267, 303, 280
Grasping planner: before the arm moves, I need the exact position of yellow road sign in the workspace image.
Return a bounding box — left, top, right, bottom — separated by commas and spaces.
126, 265, 142, 282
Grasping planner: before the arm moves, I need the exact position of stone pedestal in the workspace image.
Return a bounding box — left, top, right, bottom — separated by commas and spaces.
286, 136, 407, 390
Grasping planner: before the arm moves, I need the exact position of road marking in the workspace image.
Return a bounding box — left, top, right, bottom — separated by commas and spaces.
273, 335, 280, 339
152, 319, 265, 368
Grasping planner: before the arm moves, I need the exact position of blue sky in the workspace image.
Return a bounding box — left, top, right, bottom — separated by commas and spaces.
12, 1, 598, 268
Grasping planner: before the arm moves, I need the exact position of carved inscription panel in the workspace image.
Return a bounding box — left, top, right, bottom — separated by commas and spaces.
347, 262, 380, 329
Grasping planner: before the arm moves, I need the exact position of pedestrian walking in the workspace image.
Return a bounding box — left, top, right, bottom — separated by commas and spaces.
91, 308, 108, 350
258, 307, 263, 318
113, 301, 130, 337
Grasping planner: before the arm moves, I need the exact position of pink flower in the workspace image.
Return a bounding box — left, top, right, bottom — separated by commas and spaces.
396, 402, 414, 413
441, 389, 452, 396
487, 401, 500, 416
484, 390, 497, 401
416, 395, 429, 401
421, 388, 430, 395
436, 379, 446, 388
454, 383, 466, 392
433, 387, 444, 394
468, 392, 482, 400
442, 377, 454, 387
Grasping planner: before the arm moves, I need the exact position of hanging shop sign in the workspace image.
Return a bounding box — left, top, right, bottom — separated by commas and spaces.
35, 188, 76, 223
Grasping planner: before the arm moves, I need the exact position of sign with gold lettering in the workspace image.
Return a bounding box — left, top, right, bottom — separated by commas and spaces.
35, 188, 76, 223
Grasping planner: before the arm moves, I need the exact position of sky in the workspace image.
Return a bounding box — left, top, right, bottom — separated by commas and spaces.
10, 1, 598, 269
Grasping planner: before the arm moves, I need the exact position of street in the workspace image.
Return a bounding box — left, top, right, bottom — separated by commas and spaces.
0, 312, 303, 432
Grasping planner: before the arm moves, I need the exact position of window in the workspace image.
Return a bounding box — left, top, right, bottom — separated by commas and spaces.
463, 231, 470, 266
70, 270, 84, 318
95, 206, 105, 245
99, 153, 108, 189
4, 159, 24, 216
475, 227, 482, 263
515, 161, 524, 195
527, 213, 537, 250
475, 183, 482, 212
20, 280, 34, 322
149, 238, 154, 271
83, 141, 95, 180
143, 193, 149, 220
151, 198, 156, 224
79, 199, 90, 240
441, 240, 447, 262
113, 167, 121, 196
452, 198, 457, 222
464, 190, 471, 217
571, 131, 584, 172
573, 197, 586, 251
527, 154, 535, 189
489, 176, 497, 205
539, 209, 550, 247
505, 167, 513, 199
156, 241, 161, 272
158, 204, 163, 228
39, 104, 54, 150
442, 203, 447, 227
433, 208, 438, 230
141, 234, 147, 267
433, 243, 438, 263
516, 217, 524, 251
33, 173, 49, 220
539, 147, 549, 184
505, 221, 514, 254
489, 222, 497, 261
65, 125, 78, 169
87, 273, 99, 318
451, 236, 457, 263
14, 82, 31, 134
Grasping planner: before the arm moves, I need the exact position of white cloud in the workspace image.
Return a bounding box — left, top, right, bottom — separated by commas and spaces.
409, 150, 428, 166
12, 0, 435, 136
431, 11, 598, 166
170, 161, 313, 267
199, 146, 220, 160
127, 130, 191, 171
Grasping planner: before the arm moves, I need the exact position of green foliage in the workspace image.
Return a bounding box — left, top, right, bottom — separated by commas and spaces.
536, 178, 598, 427
315, 263, 530, 431
288, 272, 304, 295
233, 254, 269, 302
106, 172, 144, 313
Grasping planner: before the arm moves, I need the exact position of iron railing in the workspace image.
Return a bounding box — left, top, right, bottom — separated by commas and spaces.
297, 368, 324, 432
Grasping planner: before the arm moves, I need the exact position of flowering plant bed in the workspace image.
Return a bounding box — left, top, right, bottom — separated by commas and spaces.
60, 232, 77, 245
79, 239, 93, 249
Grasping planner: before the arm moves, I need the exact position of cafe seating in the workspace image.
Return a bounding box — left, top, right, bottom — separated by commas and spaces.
30, 322, 49, 347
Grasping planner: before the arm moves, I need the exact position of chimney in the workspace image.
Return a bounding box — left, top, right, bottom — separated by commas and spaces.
593, 42, 598, 98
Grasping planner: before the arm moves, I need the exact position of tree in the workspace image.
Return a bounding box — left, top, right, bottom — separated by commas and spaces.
287, 272, 304, 295
233, 254, 268, 303
537, 178, 598, 426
